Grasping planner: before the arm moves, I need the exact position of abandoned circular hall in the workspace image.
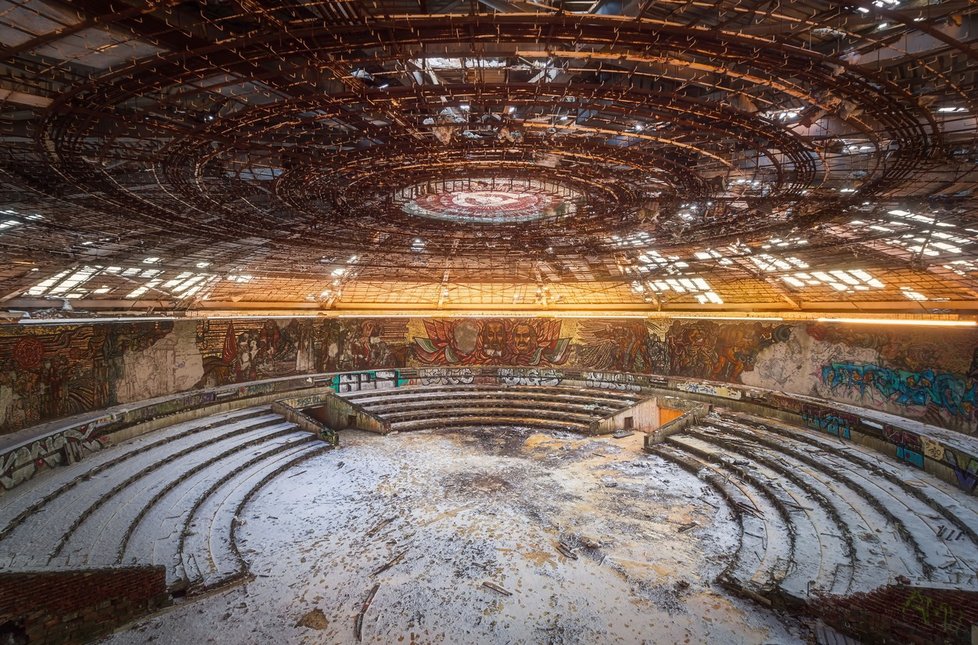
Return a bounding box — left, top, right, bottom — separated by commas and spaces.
1, 1, 978, 643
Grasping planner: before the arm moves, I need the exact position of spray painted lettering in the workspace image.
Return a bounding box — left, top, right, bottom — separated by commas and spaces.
418, 368, 474, 386
497, 368, 563, 387
800, 407, 853, 440
332, 370, 401, 393
943, 447, 978, 492
675, 381, 742, 400
582, 371, 641, 392
821, 362, 977, 418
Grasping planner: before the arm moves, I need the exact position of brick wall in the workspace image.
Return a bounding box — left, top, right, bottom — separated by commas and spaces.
0, 565, 169, 644
816, 585, 978, 644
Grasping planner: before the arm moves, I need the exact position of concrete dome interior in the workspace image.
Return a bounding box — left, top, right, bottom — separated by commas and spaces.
2, 1, 978, 644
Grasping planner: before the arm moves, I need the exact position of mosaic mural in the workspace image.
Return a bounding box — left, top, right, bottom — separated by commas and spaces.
413, 318, 570, 366
574, 320, 668, 373
1, 316, 977, 436
668, 320, 792, 382
0, 322, 175, 432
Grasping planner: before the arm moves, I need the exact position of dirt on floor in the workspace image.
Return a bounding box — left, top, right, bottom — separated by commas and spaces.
102, 427, 810, 644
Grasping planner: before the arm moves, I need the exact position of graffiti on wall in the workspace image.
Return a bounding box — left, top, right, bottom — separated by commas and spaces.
815, 584, 977, 644
417, 367, 475, 386
582, 371, 641, 392
497, 367, 563, 386
807, 323, 966, 374
943, 447, 978, 492
0, 421, 106, 490
800, 407, 854, 440
332, 370, 403, 393
668, 321, 791, 382
882, 426, 926, 467
413, 319, 570, 366
675, 381, 743, 400
821, 362, 977, 420
2, 316, 977, 438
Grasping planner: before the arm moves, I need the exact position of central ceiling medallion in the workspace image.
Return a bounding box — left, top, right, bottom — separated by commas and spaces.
395, 177, 579, 224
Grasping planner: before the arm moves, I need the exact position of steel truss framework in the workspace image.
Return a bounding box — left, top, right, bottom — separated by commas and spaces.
0, 0, 976, 315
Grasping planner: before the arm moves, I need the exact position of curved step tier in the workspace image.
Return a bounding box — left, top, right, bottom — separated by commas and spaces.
341, 384, 644, 433
649, 412, 978, 604
0, 407, 333, 591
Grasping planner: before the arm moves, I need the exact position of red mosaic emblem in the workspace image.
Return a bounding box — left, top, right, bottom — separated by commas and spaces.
11, 336, 45, 370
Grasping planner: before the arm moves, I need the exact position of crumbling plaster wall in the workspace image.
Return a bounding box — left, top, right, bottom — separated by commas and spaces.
0, 317, 975, 437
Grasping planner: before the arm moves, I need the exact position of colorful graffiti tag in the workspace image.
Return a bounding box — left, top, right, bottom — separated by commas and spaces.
943, 447, 978, 492
331, 370, 404, 393
0, 421, 106, 490
821, 362, 978, 419
800, 407, 854, 440
413, 319, 570, 366
675, 381, 742, 400
417, 367, 475, 386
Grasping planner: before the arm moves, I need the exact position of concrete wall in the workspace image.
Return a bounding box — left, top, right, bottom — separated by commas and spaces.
1, 317, 976, 437
273, 389, 388, 437
0, 377, 324, 492
593, 397, 660, 434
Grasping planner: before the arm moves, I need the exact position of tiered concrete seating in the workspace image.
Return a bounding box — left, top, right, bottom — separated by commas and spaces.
648, 412, 978, 604
342, 384, 643, 433
0, 406, 331, 592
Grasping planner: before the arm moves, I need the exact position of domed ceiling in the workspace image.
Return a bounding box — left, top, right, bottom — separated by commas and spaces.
0, 0, 976, 316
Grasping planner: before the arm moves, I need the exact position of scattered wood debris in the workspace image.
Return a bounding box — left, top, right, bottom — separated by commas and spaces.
482, 581, 512, 596
371, 549, 408, 576
366, 517, 395, 537
580, 536, 602, 549
736, 501, 763, 518
354, 583, 380, 642
556, 542, 579, 560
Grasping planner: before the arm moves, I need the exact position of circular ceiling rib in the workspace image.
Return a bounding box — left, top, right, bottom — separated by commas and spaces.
0, 1, 975, 313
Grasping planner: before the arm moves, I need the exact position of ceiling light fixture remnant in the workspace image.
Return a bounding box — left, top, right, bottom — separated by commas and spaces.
672, 316, 784, 321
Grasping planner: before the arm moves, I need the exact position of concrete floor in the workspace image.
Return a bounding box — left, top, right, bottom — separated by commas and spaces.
102, 427, 809, 644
